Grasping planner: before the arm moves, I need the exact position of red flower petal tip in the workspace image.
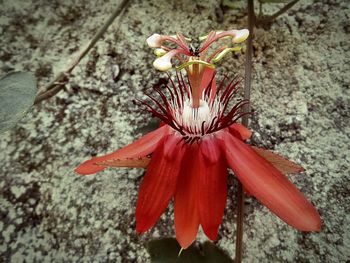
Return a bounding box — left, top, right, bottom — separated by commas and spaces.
220, 132, 322, 233
202, 225, 219, 241
75, 159, 105, 175
135, 224, 148, 234
296, 210, 322, 232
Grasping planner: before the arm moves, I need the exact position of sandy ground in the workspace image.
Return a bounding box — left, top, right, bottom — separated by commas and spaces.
0, 0, 349, 262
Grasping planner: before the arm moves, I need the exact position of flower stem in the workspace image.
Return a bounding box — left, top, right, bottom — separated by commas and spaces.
34, 0, 130, 104
256, 0, 299, 26
235, 0, 254, 262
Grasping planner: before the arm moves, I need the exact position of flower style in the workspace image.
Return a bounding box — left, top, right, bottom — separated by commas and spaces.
146, 29, 249, 108
75, 30, 321, 249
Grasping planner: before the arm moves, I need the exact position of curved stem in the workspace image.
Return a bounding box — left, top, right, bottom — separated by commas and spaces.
34, 0, 130, 104
198, 31, 217, 53
256, 0, 299, 25
162, 36, 190, 55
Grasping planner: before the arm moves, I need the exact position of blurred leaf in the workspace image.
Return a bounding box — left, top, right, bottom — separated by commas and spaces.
222, 0, 238, 9
148, 238, 232, 263
201, 242, 233, 262
0, 71, 37, 132
258, 0, 289, 3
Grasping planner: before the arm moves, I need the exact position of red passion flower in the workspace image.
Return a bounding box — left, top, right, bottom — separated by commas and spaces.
75, 30, 321, 249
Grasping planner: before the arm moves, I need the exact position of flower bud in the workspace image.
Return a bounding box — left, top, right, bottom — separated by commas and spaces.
232, 29, 249, 43
154, 48, 167, 57
152, 50, 182, 71
146, 33, 163, 48
153, 56, 172, 71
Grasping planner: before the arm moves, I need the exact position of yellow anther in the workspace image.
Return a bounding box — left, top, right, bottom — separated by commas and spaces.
154, 48, 167, 57
232, 29, 249, 43
212, 47, 242, 63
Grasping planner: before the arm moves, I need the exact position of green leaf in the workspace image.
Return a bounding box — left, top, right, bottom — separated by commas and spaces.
147, 238, 232, 263
0, 71, 37, 132
222, 0, 238, 9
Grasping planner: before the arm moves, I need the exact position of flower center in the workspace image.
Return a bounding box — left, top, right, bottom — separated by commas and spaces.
174, 99, 219, 139
137, 73, 249, 144
183, 99, 211, 125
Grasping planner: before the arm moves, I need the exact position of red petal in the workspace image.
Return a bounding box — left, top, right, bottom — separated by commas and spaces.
136, 135, 185, 233
95, 157, 151, 168
252, 146, 304, 174
228, 123, 252, 140
199, 139, 228, 240
174, 144, 200, 249
244, 187, 252, 196
75, 125, 168, 175
200, 67, 217, 101
219, 132, 321, 231
201, 137, 221, 163
200, 67, 216, 92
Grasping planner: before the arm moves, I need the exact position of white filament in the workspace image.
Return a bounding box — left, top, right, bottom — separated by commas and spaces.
172, 98, 221, 135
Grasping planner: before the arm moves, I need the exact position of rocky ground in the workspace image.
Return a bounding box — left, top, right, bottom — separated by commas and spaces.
0, 0, 349, 262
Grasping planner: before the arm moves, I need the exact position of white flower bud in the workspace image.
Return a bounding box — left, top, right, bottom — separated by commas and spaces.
153, 56, 172, 71
146, 33, 163, 48
232, 29, 249, 43
154, 48, 167, 57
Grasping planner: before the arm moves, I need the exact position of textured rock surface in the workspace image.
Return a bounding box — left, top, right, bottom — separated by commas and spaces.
0, 0, 349, 262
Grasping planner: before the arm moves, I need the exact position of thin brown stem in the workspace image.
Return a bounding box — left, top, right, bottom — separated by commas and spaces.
34, 0, 130, 105
256, 0, 299, 25
235, 0, 254, 262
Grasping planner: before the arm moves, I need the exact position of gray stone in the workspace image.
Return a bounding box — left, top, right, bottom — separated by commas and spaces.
0, 0, 349, 262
